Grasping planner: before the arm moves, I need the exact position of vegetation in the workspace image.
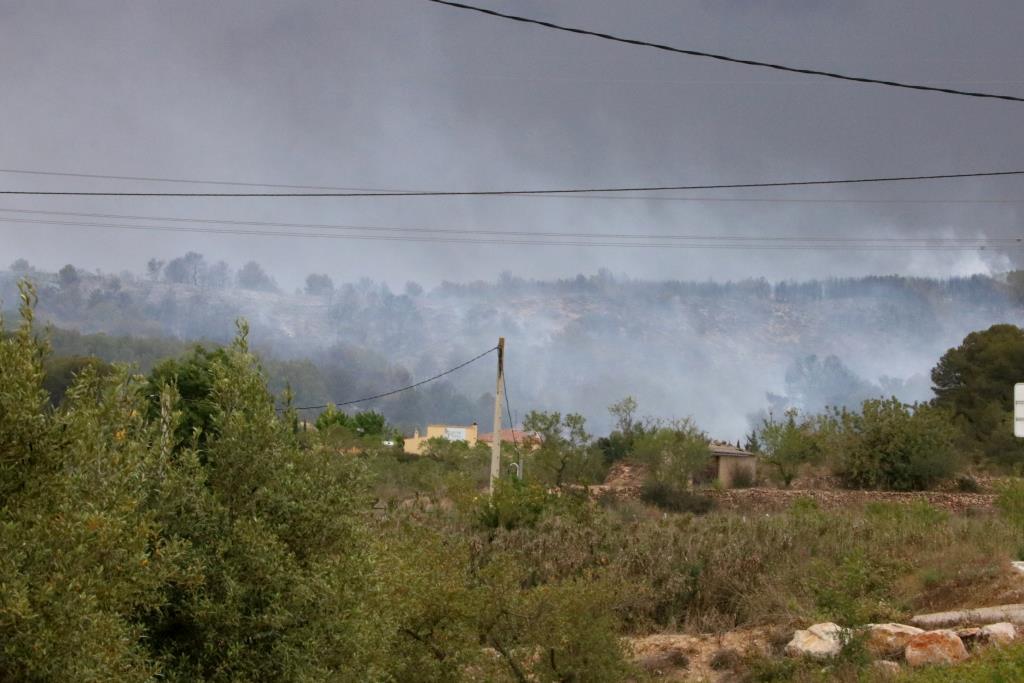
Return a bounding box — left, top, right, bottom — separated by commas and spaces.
8, 277, 1024, 680
756, 409, 821, 487
932, 323, 1024, 468
831, 398, 960, 491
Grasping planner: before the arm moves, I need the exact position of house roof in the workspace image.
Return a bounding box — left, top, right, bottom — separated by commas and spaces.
709, 440, 754, 457
478, 428, 541, 444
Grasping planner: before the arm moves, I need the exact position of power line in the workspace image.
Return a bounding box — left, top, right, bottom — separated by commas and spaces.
501, 370, 519, 449
3, 169, 1023, 204
2, 207, 1019, 243
3, 170, 1024, 198
0, 168, 392, 193
1, 214, 1019, 250
424, 0, 1024, 103
285, 346, 498, 411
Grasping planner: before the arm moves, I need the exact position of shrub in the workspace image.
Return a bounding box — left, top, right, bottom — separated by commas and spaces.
731, 466, 755, 489
832, 398, 960, 491
477, 477, 560, 530
633, 418, 711, 491
756, 409, 821, 487
956, 474, 982, 493
639, 480, 714, 514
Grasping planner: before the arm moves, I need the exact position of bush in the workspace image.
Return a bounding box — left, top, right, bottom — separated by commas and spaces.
640, 480, 714, 514
832, 398, 960, 491
477, 477, 561, 530
956, 475, 982, 493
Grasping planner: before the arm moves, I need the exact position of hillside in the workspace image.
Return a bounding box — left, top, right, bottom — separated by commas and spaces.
4, 265, 1022, 436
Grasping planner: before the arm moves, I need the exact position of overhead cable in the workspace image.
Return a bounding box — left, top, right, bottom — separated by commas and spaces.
2, 207, 1020, 243
3, 170, 1024, 198
425, 0, 1024, 103
1, 215, 1020, 250
286, 346, 498, 411
2, 168, 1023, 204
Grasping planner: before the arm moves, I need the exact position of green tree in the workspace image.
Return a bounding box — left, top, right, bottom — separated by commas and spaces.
523, 410, 604, 487
145, 345, 231, 451
833, 398, 960, 491
757, 409, 820, 487
42, 354, 112, 406
931, 324, 1024, 467
632, 418, 711, 490
315, 403, 350, 431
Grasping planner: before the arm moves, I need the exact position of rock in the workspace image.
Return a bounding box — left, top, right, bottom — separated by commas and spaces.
785, 622, 844, 659
956, 627, 981, 645
865, 623, 924, 657
871, 660, 901, 677
980, 622, 1016, 646
904, 630, 969, 667
911, 604, 1024, 629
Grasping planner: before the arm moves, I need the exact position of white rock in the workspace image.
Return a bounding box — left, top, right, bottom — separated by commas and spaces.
904, 630, 969, 667
980, 622, 1016, 646
865, 623, 924, 657
785, 622, 844, 659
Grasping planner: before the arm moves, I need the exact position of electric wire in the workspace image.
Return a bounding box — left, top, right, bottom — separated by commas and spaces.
3, 170, 1024, 198
424, 0, 1024, 103
285, 346, 498, 411
502, 370, 519, 449
2, 207, 1019, 244
2, 214, 1019, 250
3, 168, 1024, 204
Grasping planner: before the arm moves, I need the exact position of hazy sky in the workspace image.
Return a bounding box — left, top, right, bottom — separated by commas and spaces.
2, 0, 1022, 287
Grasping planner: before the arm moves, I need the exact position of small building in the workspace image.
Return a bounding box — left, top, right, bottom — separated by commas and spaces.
707, 441, 757, 488
403, 423, 478, 455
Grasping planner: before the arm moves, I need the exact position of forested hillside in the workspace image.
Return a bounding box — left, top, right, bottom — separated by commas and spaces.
5, 257, 1024, 436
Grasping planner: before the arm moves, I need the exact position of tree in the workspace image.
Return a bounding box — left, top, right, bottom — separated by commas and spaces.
931, 324, 1024, 466
144, 344, 231, 451
146, 257, 164, 281
9, 258, 31, 272
57, 264, 80, 288
42, 355, 111, 406
756, 409, 820, 487
315, 403, 350, 431
833, 398, 960, 491
632, 418, 711, 490
237, 260, 277, 291
163, 251, 206, 285
523, 410, 603, 487
305, 273, 334, 296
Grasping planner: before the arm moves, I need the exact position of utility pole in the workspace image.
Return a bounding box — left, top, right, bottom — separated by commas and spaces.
489, 337, 505, 495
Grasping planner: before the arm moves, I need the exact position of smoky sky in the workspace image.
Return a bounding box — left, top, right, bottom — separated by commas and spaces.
1, 0, 1023, 287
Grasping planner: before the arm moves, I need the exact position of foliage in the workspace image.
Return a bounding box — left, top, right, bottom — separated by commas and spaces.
757, 409, 821, 487
477, 477, 565, 531
236, 260, 277, 292
831, 398, 960, 491
639, 480, 714, 514
1, 289, 640, 680
144, 345, 231, 452
41, 354, 112, 406
931, 324, 1024, 467
523, 410, 606, 487
632, 418, 711, 490
304, 273, 334, 296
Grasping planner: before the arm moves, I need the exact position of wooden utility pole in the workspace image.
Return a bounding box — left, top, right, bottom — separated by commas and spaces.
489, 337, 505, 495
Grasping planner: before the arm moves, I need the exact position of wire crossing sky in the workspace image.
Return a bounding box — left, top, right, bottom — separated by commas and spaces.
3, 170, 1024, 198
424, 0, 1024, 103
284, 345, 498, 410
